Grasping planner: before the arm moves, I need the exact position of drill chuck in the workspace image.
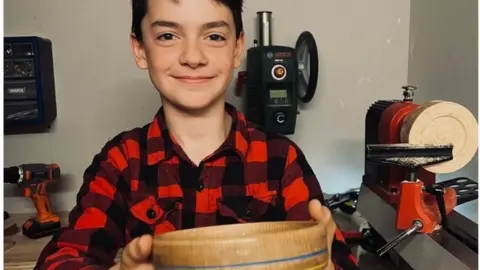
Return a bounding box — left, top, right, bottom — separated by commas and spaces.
3, 163, 61, 187
4, 166, 21, 184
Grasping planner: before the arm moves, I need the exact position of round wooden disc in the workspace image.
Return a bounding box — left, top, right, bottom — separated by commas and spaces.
400, 100, 478, 173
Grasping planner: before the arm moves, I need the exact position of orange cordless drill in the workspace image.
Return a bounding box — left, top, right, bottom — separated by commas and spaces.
4, 163, 61, 239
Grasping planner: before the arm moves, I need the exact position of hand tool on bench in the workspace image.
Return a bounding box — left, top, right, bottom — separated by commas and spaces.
4, 163, 62, 239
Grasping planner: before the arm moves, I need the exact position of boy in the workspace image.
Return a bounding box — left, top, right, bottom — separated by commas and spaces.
35, 0, 358, 269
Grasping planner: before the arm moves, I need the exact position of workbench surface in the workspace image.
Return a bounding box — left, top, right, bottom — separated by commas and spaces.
4, 211, 396, 270
4, 212, 62, 270
4, 212, 122, 270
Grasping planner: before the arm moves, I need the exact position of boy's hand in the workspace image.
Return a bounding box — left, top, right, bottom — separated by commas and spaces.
309, 199, 337, 270
111, 200, 336, 270
109, 234, 154, 270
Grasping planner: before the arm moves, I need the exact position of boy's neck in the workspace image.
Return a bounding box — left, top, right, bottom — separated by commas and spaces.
162, 100, 232, 165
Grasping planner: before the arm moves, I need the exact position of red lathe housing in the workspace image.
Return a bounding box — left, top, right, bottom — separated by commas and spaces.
363, 87, 456, 234
364, 98, 434, 205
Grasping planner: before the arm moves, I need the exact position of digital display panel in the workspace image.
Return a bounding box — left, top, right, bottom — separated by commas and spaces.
269, 89, 287, 98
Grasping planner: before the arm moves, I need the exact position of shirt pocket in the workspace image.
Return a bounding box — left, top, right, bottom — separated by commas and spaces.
128, 194, 182, 237
216, 191, 285, 224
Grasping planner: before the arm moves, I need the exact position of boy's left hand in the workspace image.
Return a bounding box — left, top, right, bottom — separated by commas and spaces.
309, 199, 336, 270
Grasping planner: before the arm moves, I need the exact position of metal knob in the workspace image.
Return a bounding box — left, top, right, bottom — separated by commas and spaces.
377, 220, 423, 257
402, 85, 417, 101
274, 112, 286, 124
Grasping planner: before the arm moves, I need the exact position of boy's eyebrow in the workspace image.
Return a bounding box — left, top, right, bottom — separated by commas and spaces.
151, 20, 231, 30
203, 20, 231, 30
151, 20, 180, 29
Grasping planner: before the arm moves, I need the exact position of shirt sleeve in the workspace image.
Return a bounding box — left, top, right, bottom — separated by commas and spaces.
281, 143, 360, 270
34, 143, 129, 270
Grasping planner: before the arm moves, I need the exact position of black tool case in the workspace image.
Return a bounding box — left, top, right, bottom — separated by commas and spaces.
4, 36, 57, 135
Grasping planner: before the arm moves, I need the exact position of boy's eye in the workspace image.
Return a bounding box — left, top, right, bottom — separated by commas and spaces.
208, 34, 226, 41
158, 33, 176, 40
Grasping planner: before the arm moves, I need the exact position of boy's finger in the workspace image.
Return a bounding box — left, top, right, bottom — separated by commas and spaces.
309, 199, 326, 222
121, 235, 153, 268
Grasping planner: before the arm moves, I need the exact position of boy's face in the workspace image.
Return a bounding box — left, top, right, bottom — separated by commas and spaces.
131, 0, 245, 111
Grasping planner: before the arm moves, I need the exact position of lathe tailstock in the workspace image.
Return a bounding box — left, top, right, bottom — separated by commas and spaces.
356, 86, 478, 270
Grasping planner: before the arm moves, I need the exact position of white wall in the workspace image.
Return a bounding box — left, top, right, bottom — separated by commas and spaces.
408, 0, 478, 181
4, 0, 412, 214
407, 0, 478, 220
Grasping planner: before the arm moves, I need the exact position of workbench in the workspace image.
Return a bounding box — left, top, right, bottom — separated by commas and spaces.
4, 211, 393, 269
3, 211, 399, 270
4, 212, 58, 270
4, 212, 122, 270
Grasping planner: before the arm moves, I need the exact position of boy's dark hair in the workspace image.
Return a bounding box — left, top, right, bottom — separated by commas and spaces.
131, 0, 244, 42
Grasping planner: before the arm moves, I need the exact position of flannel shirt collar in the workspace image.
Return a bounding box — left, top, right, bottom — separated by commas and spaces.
146, 102, 249, 165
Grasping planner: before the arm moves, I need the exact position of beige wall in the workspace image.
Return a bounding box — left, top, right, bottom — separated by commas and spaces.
6, 0, 412, 214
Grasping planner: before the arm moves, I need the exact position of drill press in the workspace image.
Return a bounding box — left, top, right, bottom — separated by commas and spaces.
240, 11, 318, 135
356, 86, 478, 269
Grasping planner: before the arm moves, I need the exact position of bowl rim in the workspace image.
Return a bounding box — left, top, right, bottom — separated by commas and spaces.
153, 220, 327, 246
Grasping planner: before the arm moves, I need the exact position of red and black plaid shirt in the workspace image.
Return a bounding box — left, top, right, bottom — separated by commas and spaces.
35, 103, 358, 270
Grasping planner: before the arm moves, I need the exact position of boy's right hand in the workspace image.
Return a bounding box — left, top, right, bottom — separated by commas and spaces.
109, 235, 154, 270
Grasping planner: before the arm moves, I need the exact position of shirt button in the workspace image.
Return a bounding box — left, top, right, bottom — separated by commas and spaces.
146, 208, 157, 219
197, 182, 205, 191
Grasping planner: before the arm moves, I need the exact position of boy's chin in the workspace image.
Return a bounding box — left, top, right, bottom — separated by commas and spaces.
165, 96, 225, 114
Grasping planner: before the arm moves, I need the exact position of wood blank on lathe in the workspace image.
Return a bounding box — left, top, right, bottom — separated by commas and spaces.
400, 100, 478, 174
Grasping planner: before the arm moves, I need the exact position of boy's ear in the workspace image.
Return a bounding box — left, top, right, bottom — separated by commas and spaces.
130, 34, 148, 69
233, 32, 245, 69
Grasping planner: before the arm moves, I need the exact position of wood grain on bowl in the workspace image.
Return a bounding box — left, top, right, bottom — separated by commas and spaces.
153, 221, 329, 269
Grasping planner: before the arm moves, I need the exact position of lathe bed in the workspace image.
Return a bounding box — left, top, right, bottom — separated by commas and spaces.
357, 184, 478, 270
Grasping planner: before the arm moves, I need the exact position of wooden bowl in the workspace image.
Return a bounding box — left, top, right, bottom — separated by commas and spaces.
153, 221, 329, 269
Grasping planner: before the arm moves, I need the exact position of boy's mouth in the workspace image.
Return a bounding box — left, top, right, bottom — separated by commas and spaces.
172, 75, 215, 84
